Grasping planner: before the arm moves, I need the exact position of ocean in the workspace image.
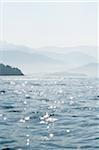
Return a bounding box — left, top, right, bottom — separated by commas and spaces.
0, 75, 99, 150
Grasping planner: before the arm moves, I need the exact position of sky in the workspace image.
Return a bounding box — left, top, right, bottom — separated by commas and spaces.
0, 1, 98, 49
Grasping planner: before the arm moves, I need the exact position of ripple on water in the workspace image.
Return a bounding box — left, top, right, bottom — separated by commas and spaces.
0, 90, 6, 94
40, 112, 58, 124
0, 77, 98, 149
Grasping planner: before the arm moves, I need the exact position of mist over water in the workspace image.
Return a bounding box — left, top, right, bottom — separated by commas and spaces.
0, 75, 99, 150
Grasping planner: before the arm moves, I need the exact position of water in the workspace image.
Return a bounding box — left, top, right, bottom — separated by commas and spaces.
0, 75, 99, 150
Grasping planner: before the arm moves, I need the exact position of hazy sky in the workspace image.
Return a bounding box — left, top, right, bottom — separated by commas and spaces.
0, 1, 98, 48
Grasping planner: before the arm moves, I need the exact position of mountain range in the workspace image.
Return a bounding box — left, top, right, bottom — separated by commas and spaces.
0, 42, 98, 76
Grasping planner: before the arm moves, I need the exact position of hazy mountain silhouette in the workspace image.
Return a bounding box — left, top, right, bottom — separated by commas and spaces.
0, 50, 60, 64
37, 46, 97, 58
0, 42, 97, 74
69, 63, 99, 77
0, 42, 97, 57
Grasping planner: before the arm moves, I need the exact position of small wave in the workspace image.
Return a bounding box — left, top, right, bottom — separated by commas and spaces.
1, 105, 15, 110
0, 90, 6, 94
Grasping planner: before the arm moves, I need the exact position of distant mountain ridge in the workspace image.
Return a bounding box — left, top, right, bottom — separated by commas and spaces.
0, 43, 96, 64
0, 50, 60, 64
0, 42, 97, 74
69, 63, 99, 77
0, 41, 97, 57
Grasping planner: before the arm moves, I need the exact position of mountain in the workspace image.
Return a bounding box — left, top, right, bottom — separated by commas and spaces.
0, 50, 62, 73
0, 42, 97, 74
37, 46, 97, 58
0, 41, 35, 52
0, 50, 60, 64
69, 63, 99, 77
0, 63, 24, 76
36, 51, 96, 69
0, 42, 97, 58
62, 51, 96, 66
0, 42, 61, 64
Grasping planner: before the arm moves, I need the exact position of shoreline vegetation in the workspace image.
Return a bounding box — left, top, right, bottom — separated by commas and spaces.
0, 63, 24, 76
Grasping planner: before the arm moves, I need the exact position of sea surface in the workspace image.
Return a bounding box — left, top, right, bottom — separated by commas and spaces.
0, 75, 99, 150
